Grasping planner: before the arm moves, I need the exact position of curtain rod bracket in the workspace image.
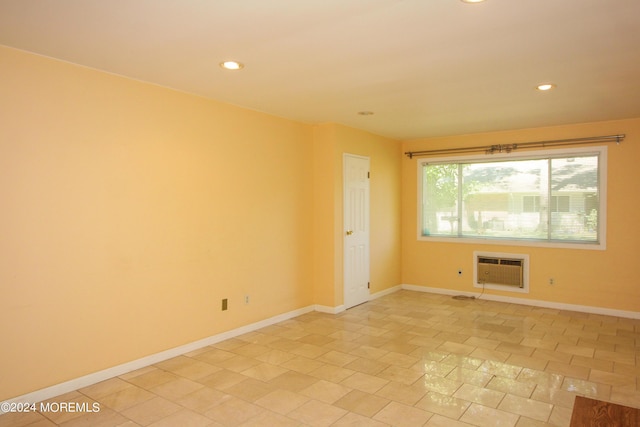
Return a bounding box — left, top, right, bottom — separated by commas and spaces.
486, 143, 517, 155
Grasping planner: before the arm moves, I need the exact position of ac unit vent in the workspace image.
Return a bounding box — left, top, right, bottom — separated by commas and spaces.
477, 257, 499, 265
500, 259, 524, 267
476, 256, 524, 288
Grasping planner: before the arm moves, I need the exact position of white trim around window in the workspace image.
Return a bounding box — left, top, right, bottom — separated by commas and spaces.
416, 146, 607, 250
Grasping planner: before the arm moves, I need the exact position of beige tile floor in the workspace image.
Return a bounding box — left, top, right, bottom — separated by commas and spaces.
2, 290, 639, 426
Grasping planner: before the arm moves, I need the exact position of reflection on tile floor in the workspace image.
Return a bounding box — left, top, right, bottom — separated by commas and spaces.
2, 290, 639, 426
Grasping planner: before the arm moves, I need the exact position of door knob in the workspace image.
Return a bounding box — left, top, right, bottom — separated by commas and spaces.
346, 230, 354, 236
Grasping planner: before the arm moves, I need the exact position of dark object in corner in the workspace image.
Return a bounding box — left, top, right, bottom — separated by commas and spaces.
570, 396, 639, 427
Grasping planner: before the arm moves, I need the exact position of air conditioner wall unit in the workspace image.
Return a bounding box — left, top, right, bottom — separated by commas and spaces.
473, 251, 530, 294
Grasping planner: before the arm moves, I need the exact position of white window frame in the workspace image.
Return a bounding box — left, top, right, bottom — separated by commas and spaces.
416, 146, 607, 250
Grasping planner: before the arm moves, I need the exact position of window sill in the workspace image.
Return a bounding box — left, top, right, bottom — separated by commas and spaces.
417, 235, 606, 251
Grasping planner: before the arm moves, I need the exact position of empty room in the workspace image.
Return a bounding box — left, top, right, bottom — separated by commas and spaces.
1, 1, 639, 426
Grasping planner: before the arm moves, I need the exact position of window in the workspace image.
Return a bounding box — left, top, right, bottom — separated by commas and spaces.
551, 195, 570, 213
522, 196, 540, 213
418, 147, 606, 248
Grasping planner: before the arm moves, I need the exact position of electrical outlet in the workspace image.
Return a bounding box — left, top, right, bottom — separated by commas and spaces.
549, 278, 555, 285
244, 295, 250, 304
458, 269, 463, 276
222, 298, 228, 310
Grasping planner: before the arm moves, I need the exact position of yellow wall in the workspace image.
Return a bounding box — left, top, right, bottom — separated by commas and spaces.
0, 46, 317, 400
402, 118, 640, 312
311, 124, 338, 307
0, 46, 402, 401
312, 124, 403, 307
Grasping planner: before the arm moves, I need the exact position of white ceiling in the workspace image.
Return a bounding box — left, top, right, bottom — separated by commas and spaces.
1, 0, 640, 140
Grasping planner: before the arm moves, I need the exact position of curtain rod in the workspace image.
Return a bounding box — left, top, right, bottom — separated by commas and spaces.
404, 134, 625, 159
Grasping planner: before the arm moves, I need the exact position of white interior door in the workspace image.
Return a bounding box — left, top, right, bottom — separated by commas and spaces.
343, 154, 370, 310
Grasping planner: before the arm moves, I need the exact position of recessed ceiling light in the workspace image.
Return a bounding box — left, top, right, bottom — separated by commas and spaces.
220, 61, 244, 70
536, 83, 556, 91
357, 111, 374, 116
461, 0, 486, 3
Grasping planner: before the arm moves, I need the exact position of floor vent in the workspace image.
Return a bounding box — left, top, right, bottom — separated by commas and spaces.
474, 252, 529, 293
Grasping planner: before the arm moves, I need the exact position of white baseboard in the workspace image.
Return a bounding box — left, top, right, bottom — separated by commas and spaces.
370, 285, 401, 300
315, 285, 401, 314
315, 304, 345, 314
401, 284, 640, 320
1, 305, 315, 412
6, 283, 637, 411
